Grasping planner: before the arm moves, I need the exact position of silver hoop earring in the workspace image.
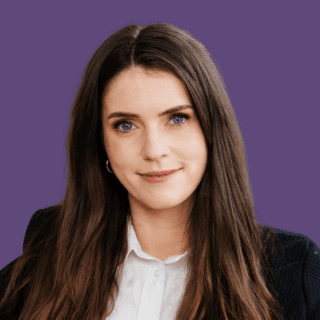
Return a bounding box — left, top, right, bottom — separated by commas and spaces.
106, 160, 114, 174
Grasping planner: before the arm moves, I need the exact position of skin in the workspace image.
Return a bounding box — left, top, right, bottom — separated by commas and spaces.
101, 66, 207, 261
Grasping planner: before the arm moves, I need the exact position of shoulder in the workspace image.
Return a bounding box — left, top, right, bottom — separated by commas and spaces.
0, 207, 57, 316
23, 205, 59, 251
270, 226, 318, 265
1, 206, 56, 273
265, 225, 320, 319
1, 206, 58, 293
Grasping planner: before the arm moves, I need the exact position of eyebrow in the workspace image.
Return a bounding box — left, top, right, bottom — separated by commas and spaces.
106, 104, 193, 121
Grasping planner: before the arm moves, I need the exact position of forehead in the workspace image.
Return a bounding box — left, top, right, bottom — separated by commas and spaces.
102, 67, 191, 108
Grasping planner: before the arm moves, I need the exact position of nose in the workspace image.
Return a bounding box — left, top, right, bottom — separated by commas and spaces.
141, 130, 169, 160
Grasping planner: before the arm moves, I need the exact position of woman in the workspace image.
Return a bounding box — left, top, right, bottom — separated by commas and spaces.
0, 22, 319, 320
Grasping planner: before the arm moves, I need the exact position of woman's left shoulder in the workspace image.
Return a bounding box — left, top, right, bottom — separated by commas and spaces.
269, 226, 320, 319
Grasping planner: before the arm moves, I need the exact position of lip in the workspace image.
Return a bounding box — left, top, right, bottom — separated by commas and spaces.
140, 169, 179, 177
140, 169, 179, 183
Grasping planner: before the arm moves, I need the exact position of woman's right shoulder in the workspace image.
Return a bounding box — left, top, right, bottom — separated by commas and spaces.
0, 205, 60, 281
23, 205, 60, 250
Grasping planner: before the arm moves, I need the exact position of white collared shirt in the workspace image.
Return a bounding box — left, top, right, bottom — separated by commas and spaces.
106, 215, 189, 319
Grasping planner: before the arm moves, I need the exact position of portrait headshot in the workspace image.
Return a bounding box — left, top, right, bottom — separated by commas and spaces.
0, 2, 319, 320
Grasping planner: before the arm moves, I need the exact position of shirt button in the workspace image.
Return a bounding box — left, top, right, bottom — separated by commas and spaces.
154, 269, 160, 277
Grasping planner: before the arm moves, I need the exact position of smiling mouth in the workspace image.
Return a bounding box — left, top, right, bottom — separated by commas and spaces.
140, 169, 179, 177
144, 174, 166, 177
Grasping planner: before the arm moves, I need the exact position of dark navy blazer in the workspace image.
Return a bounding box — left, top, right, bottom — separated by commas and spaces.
1, 208, 320, 319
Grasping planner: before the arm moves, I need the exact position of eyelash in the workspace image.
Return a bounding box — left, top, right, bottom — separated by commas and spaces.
112, 113, 191, 133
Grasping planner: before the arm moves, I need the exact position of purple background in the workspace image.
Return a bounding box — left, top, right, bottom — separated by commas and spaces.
1, 1, 319, 270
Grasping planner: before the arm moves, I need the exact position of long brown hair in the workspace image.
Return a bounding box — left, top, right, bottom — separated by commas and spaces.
0, 22, 285, 319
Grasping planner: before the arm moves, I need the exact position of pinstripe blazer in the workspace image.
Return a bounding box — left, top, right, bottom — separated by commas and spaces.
1, 207, 320, 319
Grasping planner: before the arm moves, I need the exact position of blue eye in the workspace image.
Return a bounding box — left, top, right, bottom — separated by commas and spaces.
112, 113, 190, 133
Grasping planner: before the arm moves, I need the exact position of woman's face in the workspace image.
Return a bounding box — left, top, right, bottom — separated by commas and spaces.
101, 66, 207, 211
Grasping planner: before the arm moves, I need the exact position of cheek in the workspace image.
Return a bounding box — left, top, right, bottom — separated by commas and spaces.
183, 131, 207, 156
109, 142, 134, 168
